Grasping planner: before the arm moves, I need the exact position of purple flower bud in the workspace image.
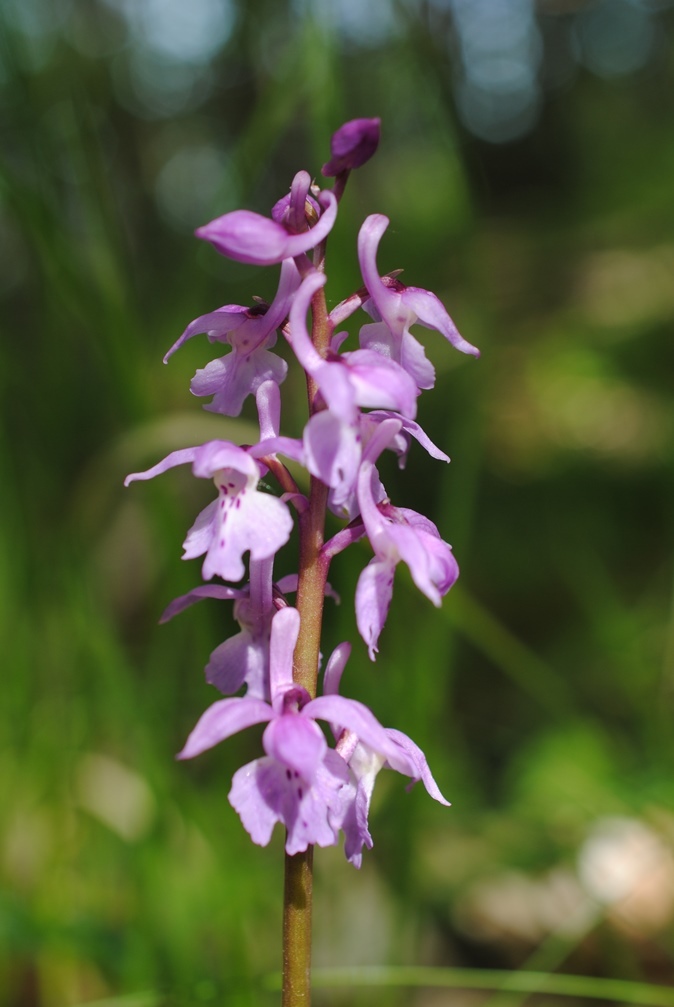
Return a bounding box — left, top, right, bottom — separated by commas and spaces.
322, 118, 381, 176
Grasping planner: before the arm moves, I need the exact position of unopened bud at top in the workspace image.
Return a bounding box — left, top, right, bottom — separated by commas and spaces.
322, 118, 381, 176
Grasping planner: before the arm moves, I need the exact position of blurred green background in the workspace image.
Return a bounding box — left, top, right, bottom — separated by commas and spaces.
2, 0, 674, 1005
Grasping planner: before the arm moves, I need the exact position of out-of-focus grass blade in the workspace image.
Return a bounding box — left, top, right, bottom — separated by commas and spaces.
281, 966, 674, 1006
74, 994, 161, 1007
442, 585, 575, 717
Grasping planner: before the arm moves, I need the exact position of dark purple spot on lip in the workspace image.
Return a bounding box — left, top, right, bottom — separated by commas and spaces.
297, 788, 304, 800
220, 538, 225, 547
286, 769, 291, 780
235, 499, 241, 509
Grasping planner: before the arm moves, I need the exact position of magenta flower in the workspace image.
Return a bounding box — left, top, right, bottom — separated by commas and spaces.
196, 170, 337, 266
178, 607, 433, 858
326, 410, 450, 520
322, 118, 381, 176
358, 214, 480, 390
355, 459, 459, 658
321, 644, 450, 868
163, 260, 300, 416
161, 559, 284, 699
287, 270, 418, 504
341, 729, 450, 867
161, 564, 338, 701
125, 441, 293, 582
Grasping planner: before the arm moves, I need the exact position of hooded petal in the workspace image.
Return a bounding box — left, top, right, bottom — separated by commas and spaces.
191, 440, 260, 479
340, 348, 418, 418
323, 642, 352, 698
303, 410, 361, 495
268, 606, 301, 703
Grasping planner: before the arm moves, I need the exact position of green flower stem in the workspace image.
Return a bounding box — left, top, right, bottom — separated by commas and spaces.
294, 474, 329, 698
282, 848, 314, 1007
281, 280, 332, 1007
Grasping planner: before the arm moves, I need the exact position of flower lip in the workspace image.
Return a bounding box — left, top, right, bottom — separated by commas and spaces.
322, 117, 381, 176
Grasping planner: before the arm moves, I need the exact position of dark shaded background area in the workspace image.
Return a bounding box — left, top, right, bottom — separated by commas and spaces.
2, 1, 674, 1005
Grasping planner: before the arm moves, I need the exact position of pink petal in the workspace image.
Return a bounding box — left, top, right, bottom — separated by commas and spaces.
177, 697, 272, 760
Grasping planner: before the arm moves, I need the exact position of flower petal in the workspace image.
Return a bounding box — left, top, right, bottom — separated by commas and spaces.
269, 607, 301, 702
163, 306, 249, 363
201, 490, 293, 582
263, 714, 327, 780
124, 447, 199, 487
196, 191, 337, 266
303, 410, 360, 494
384, 728, 451, 806
205, 630, 267, 698
306, 695, 416, 777
177, 697, 272, 760
402, 286, 480, 358
229, 751, 353, 855
354, 557, 394, 660
160, 584, 245, 623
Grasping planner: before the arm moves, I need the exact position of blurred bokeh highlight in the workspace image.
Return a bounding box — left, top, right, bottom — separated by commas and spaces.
2, 0, 674, 1004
